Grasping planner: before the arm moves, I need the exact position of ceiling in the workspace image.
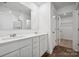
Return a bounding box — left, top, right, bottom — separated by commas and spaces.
33, 2, 76, 8
33, 2, 46, 6
0, 2, 31, 14
52, 2, 76, 10
0, 2, 77, 12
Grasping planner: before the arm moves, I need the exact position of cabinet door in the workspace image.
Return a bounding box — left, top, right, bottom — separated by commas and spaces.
33, 47, 39, 57
4, 50, 20, 57
40, 39, 46, 56
44, 35, 48, 51
20, 45, 32, 57
33, 37, 39, 57
40, 35, 48, 56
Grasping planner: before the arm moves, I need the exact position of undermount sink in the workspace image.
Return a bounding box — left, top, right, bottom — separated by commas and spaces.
0, 33, 35, 41
2, 37, 14, 40
0, 35, 24, 40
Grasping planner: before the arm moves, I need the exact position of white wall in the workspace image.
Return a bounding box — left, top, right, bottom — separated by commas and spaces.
50, 4, 58, 53
31, 6, 39, 32
38, 3, 50, 33
58, 4, 75, 15
30, 3, 54, 54
39, 3, 51, 53
38, 3, 57, 54
60, 16, 73, 40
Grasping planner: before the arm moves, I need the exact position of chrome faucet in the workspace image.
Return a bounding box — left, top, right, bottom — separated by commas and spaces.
10, 33, 16, 37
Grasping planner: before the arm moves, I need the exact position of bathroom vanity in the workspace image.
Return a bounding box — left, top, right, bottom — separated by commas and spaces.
0, 33, 48, 57
0, 2, 49, 57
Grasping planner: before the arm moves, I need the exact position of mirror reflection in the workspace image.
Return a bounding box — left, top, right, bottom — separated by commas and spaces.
0, 2, 31, 30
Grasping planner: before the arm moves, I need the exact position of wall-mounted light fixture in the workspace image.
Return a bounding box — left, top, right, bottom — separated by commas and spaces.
63, 13, 66, 15
9, 10, 12, 14
52, 16, 56, 18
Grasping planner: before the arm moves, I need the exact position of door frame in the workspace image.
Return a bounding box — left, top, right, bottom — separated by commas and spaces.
72, 10, 79, 51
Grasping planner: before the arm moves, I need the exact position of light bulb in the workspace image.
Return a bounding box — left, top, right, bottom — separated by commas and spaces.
52, 16, 56, 18
9, 10, 12, 14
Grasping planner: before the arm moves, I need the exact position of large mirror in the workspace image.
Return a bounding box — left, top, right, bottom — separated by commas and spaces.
0, 2, 31, 30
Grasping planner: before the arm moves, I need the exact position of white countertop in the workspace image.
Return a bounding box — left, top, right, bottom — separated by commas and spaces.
0, 33, 48, 44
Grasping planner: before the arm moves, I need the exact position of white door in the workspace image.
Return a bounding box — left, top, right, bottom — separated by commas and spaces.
73, 10, 79, 51
51, 16, 57, 47
60, 14, 73, 40
59, 13, 73, 40
56, 16, 60, 45
78, 11, 79, 51
59, 12, 73, 48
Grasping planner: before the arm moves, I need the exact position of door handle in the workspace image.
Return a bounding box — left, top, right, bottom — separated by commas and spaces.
78, 28, 79, 31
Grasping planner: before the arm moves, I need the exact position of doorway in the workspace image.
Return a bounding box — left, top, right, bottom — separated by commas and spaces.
58, 12, 73, 48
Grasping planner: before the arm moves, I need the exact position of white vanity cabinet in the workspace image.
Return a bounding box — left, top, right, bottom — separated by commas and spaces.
20, 45, 32, 57
18, 38, 32, 57
32, 36, 40, 57
20, 41, 32, 57
0, 34, 48, 57
40, 34, 48, 56
0, 41, 19, 57
0, 38, 32, 57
